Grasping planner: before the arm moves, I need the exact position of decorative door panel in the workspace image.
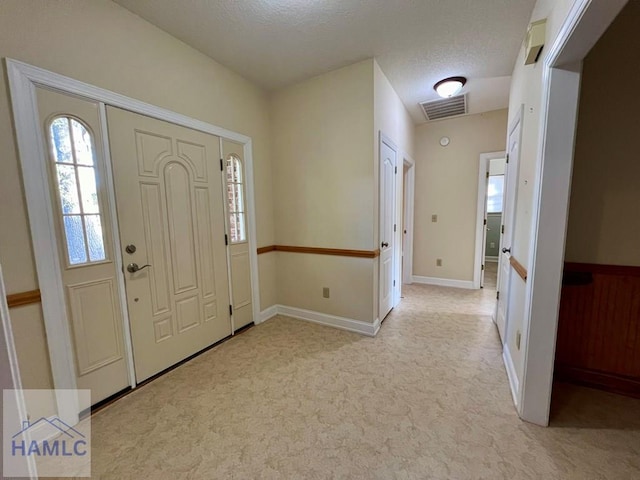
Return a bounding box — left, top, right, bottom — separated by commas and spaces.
222, 140, 253, 331
36, 88, 130, 408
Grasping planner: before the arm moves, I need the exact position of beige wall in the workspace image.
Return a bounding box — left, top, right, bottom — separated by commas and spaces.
504, 0, 577, 379
0, 0, 275, 416
413, 110, 508, 281
271, 59, 376, 321
565, 0, 640, 267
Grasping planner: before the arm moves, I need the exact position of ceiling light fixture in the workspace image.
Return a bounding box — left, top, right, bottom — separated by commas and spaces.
434, 76, 467, 98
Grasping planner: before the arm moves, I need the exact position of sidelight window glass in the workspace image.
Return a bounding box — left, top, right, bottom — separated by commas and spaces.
226, 154, 247, 243
49, 116, 106, 265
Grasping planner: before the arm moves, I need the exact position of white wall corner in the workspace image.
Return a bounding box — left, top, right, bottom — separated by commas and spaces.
412, 276, 475, 290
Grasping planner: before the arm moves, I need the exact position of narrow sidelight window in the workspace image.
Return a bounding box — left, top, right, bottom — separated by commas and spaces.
226, 154, 246, 243
49, 116, 106, 265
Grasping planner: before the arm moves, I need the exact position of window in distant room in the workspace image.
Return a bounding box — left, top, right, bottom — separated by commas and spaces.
487, 174, 504, 214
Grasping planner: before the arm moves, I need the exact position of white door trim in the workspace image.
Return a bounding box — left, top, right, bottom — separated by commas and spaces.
5, 58, 262, 424
0, 264, 38, 478
473, 151, 506, 290
517, 0, 628, 426
402, 154, 415, 286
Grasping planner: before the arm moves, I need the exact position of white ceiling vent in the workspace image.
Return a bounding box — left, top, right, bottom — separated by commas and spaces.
420, 94, 467, 121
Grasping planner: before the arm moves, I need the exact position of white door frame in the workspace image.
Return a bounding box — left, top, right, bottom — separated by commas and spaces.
401, 154, 415, 286
1, 264, 38, 478
473, 151, 506, 290
517, 0, 628, 426
6, 58, 262, 425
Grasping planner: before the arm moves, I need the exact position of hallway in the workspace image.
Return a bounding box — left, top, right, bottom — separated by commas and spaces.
74, 284, 640, 479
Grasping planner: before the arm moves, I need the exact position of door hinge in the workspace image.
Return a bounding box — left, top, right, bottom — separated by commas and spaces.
481, 264, 485, 271
501, 225, 505, 234
484, 219, 487, 226
229, 305, 233, 315
220, 158, 224, 171
486, 171, 490, 179
506, 154, 510, 164
393, 280, 396, 287
394, 224, 396, 232
395, 166, 397, 174
224, 234, 228, 245
497, 291, 500, 300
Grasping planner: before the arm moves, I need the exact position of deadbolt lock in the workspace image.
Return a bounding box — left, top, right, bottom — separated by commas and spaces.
125, 244, 137, 254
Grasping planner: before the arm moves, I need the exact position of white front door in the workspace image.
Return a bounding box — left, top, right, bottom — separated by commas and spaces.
107, 106, 231, 382
36, 88, 130, 408
496, 113, 523, 342
379, 137, 397, 320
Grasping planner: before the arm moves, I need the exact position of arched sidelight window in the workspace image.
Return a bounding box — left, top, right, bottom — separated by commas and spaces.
225, 154, 247, 243
48, 116, 106, 265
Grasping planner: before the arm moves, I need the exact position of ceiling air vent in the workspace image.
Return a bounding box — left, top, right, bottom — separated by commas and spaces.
420, 94, 467, 121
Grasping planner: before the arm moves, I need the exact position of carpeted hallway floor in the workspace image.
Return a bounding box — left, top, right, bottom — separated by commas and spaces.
77, 283, 640, 479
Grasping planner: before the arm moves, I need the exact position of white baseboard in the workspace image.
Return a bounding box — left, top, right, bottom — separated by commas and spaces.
503, 344, 520, 408
277, 305, 379, 337
259, 305, 379, 337
485, 257, 499, 263
258, 305, 278, 324
412, 276, 475, 289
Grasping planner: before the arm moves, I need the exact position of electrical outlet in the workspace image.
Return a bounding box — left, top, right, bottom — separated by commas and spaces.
516, 331, 521, 350
431, 214, 438, 223
436, 258, 442, 267
322, 287, 330, 298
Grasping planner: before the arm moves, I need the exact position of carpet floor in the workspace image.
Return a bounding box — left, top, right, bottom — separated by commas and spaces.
68, 283, 640, 479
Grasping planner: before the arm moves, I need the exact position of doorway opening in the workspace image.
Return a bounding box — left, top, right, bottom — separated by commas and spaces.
474, 151, 506, 291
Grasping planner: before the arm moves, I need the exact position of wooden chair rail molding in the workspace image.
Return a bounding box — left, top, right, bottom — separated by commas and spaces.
509, 256, 528, 281
6, 289, 41, 308
257, 245, 380, 259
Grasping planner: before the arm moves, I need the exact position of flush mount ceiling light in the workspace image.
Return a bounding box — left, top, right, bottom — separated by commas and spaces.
434, 76, 467, 98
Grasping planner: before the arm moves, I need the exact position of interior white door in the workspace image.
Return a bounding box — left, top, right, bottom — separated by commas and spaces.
496, 114, 522, 342
107, 106, 231, 382
379, 137, 397, 320
222, 139, 253, 331
36, 88, 130, 408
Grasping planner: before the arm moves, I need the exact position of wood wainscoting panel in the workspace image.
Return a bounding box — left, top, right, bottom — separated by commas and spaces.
7, 289, 41, 308
555, 263, 640, 396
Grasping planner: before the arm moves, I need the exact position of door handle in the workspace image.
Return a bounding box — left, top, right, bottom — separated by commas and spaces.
126, 263, 151, 273
502, 247, 511, 254
381, 242, 389, 248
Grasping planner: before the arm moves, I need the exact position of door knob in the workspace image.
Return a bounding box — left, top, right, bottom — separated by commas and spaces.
381, 242, 389, 248
502, 247, 511, 254
126, 263, 151, 273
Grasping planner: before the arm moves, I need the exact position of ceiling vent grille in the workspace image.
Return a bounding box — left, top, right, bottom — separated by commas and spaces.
420, 94, 467, 121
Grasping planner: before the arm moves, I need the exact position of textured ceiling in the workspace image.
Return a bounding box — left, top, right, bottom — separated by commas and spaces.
113, 0, 536, 123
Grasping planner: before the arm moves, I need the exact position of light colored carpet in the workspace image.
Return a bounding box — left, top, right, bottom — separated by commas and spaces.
77, 283, 639, 479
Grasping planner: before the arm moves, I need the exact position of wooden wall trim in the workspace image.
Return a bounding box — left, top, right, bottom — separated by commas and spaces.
256, 245, 380, 259
6, 289, 41, 308
256, 245, 276, 255
564, 262, 640, 276
509, 256, 528, 281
